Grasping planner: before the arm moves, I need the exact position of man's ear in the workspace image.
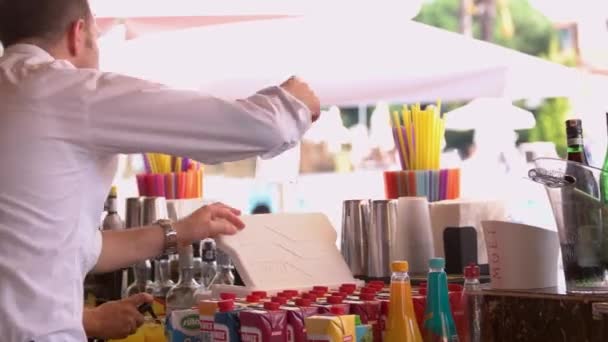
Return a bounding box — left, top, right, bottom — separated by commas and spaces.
66, 18, 87, 57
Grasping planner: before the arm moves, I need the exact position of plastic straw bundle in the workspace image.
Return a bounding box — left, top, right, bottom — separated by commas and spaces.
390, 101, 445, 171
136, 153, 204, 199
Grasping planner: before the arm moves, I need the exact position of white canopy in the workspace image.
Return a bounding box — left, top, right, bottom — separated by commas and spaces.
101, 15, 607, 106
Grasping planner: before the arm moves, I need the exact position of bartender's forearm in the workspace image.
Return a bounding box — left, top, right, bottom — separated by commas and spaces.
92, 225, 166, 273
83, 307, 100, 337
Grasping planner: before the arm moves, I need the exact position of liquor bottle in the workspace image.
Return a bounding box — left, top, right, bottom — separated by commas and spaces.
600, 113, 608, 204
124, 260, 153, 298
148, 257, 174, 318
563, 119, 603, 285
192, 241, 203, 283
213, 250, 236, 286
84, 186, 126, 305
166, 245, 200, 316
200, 239, 218, 288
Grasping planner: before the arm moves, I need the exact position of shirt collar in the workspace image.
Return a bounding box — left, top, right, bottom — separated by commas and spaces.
4, 43, 56, 62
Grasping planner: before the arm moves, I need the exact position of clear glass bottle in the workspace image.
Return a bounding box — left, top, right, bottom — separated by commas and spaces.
124, 260, 153, 298
193, 241, 203, 284
213, 250, 235, 286
166, 245, 200, 316
148, 257, 175, 318
460, 264, 481, 342
200, 239, 218, 288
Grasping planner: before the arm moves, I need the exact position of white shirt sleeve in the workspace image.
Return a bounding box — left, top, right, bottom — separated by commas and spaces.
83, 72, 312, 164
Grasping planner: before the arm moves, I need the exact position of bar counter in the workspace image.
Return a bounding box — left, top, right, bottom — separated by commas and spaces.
471, 285, 608, 342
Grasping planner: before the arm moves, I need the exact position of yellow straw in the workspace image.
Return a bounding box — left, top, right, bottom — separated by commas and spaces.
391, 110, 408, 170
402, 108, 414, 170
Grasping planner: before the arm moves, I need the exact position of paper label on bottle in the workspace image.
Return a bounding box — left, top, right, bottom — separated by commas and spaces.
200, 315, 215, 342
568, 137, 583, 146
308, 335, 353, 342
240, 326, 263, 342
214, 323, 229, 341
286, 324, 295, 342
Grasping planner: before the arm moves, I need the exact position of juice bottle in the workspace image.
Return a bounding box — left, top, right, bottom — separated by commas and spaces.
424, 258, 459, 342
385, 261, 422, 342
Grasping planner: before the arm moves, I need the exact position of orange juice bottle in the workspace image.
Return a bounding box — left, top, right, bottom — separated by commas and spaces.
385, 261, 422, 342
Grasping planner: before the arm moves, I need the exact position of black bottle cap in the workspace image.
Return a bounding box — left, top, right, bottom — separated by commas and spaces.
565, 119, 583, 139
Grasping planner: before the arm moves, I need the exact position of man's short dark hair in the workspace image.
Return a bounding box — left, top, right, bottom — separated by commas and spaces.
0, 0, 92, 47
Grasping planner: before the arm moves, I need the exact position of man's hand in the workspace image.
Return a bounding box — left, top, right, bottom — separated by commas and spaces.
175, 202, 245, 246
280, 76, 321, 122
84, 293, 152, 339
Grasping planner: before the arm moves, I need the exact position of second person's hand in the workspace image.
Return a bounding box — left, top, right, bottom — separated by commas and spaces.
174, 202, 245, 245
280, 76, 321, 123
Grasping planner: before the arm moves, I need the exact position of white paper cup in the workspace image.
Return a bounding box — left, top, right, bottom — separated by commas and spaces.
482, 220, 559, 290
392, 197, 435, 274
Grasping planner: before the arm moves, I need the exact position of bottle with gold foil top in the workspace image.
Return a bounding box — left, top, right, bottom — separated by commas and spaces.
385, 260, 422, 342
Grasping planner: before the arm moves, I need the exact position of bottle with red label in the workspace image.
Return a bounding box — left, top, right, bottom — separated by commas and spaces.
239, 301, 288, 342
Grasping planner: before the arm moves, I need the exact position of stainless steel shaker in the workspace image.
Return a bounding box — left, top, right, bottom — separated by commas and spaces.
125, 197, 144, 228
367, 199, 397, 278
142, 197, 169, 225
341, 199, 371, 277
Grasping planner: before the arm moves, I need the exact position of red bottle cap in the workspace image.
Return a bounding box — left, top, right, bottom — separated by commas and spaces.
295, 298, 312, 307
464, 264, 481, 279
284, 290, 299, 297
360, 287, 377, 294
276, 292, 288, 298
339, 286, 355, 295
330, 306, 345, 315
307, 292, 319, 300
311, 290, 326, 297
271, 296, 287, 305
313, 286, 329, 293
301, 293, 313, 300
342, 283, 357, 290
219, 293, 237, 300
251, 291, 267, 299
360, 293, 375, 301
369, 281, 385, 287
327, 296, 343, 304
369, 283, 384, 291
245, 295, 260, 303
264, 301, 281, 311
218, 300, 235, 312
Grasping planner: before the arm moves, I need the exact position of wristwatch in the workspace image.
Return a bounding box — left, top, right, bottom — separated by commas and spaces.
156, 219, 178, 255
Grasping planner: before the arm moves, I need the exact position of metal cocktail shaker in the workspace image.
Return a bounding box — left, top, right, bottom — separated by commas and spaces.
367, 199, 397, 279
341, 199, 371, 277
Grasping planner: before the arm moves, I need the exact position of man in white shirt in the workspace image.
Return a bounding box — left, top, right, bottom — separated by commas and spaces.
0, 0, 320, 341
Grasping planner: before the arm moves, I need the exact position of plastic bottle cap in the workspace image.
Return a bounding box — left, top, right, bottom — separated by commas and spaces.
218, 300, 234, 312
429, 258, 445, 269
339, 286, 355, 295
284, 290, 299, 297
328, 296, 343, 304
246, 295, 260, 303
391, 261, 409, 272
369, 281, 385, 287
360, 293, 375, 301
361, 287, 377, 294
295, 298, 312, 307
271, 296, 287, 305
307, 292, 319, 300
264, 301, 281, 311
311, 290, 326, 297
464, 264, 481, 278
330, 306, 345, 315
341, 283, 357, 290
313, 286, 328, 293
251, 291, 267, 299
331, 291, 348, 298
220, 293, 237, 300
369, 283, 384, 291
301, 293, 313, 300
